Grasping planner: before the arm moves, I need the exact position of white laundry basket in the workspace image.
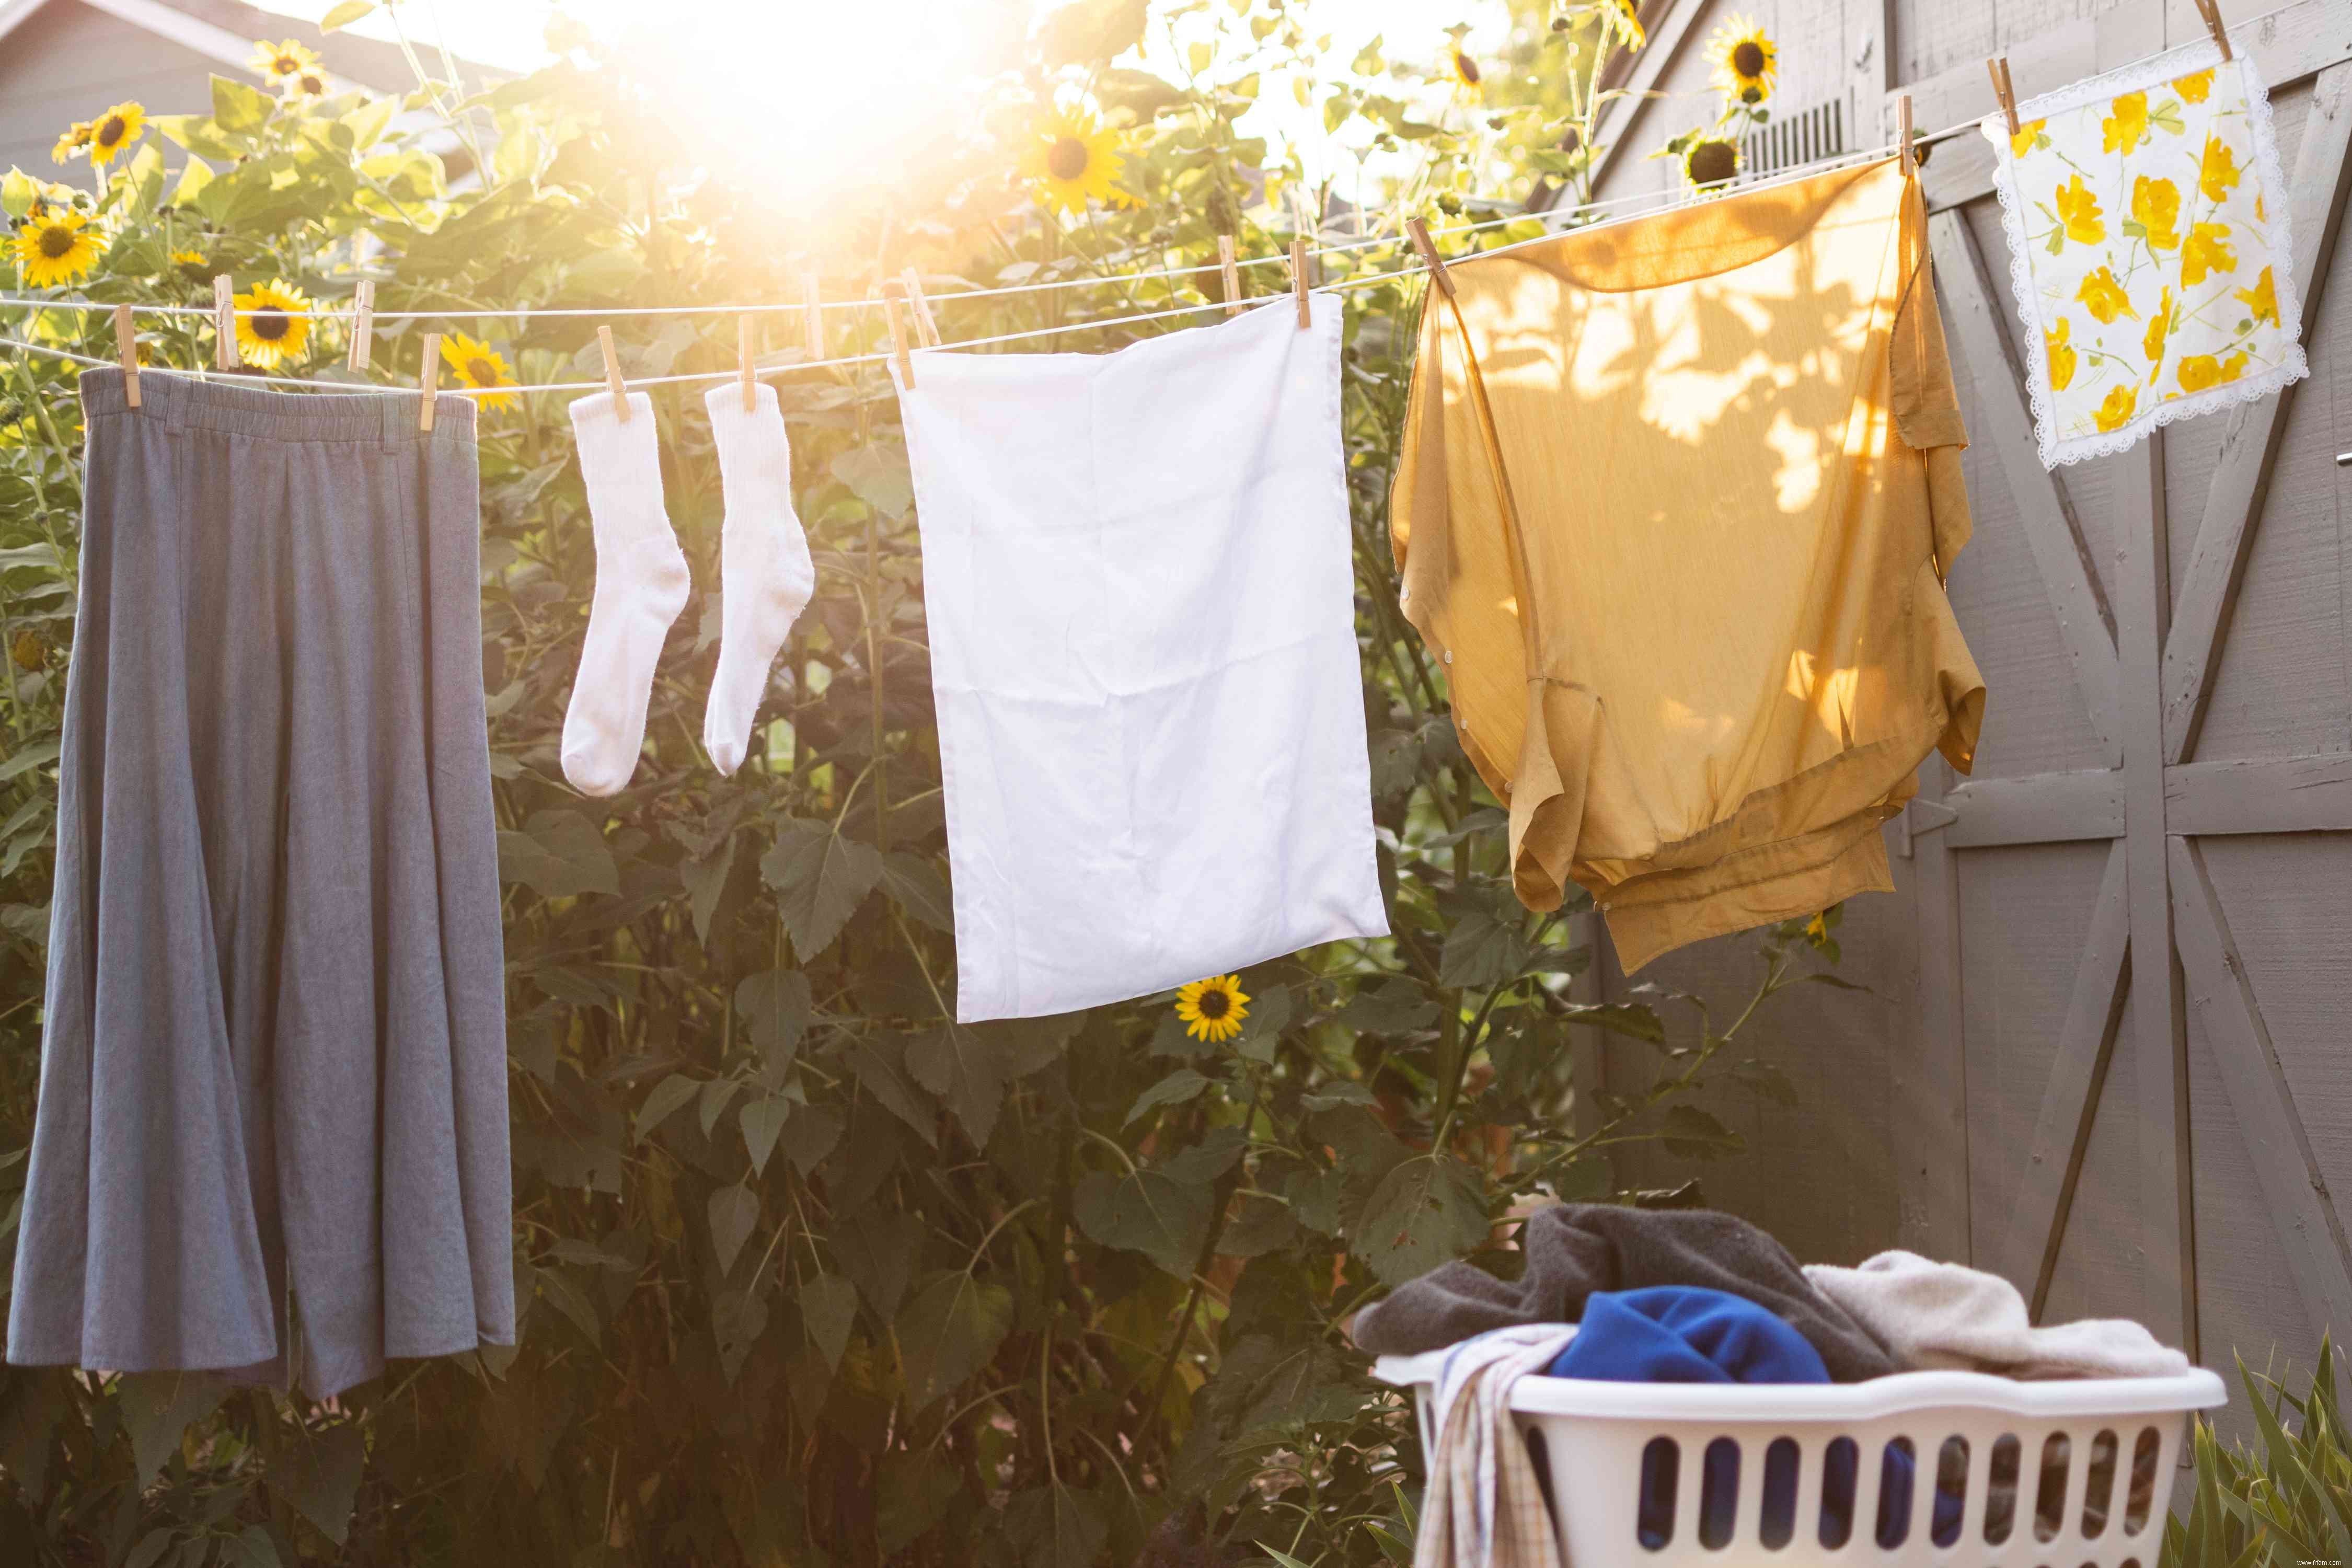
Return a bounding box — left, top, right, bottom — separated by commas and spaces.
1375, 1345, 2224, 1567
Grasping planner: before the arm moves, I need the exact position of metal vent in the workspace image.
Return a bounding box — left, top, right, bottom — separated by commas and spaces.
1739, 98, 1845, 178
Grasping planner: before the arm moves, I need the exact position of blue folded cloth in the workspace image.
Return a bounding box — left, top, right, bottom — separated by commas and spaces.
1544, 1287, 1958, 1549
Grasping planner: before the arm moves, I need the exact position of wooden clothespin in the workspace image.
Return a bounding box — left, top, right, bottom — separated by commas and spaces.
739, 315, 759, 412
113, 304, 141, 407
347, 279, 375, 373
213, 275, 238, 370
899, 267, 941, 349
883, 284, 915, 389
597, 325, 628, 421
1218, 234, 1243, 315
1405, 217, 1455, 299
1897, 94, 1915, 176
802, 271, 824, 366
1986, 58, 2020, 139
1289, 237, 1312, 329
2193, 0, 2232, 62
418, 331, 440, 432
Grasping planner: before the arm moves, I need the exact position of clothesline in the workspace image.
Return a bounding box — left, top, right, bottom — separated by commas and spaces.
0, 131, 1935, 330
2, 137, 1943, 403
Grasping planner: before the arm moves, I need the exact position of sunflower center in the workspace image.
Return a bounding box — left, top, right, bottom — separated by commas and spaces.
1689, 140, 1737, 185
1046, 137, 1090, 181
98, 116, 125, 145
1456, 53, 1480, 84
276, 56, 298, 72
466, 357, 495, 386
1732, 41, 1766, 77
1196, 989, 1230, 1020
251, 308, 289, 342
300, 75, 324, 94
38, 226, 74, 259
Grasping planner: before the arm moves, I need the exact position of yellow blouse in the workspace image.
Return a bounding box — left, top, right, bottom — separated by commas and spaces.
1392, 157, 1985, 971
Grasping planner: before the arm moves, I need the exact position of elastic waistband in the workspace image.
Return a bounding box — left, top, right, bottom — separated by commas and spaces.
79, 367, 475, 448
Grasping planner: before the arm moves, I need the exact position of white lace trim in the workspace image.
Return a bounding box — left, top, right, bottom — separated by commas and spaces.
1977, 36, 2309, 470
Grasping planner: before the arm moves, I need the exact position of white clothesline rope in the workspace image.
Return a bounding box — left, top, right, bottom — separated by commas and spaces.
0, 133, 1961, 398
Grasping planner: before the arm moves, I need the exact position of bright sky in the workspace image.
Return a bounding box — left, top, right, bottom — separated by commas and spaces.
248, 0, 1513, 202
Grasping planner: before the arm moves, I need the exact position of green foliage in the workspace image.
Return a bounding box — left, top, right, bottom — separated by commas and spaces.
0, 7, 1834, 1565
2165, 1340, 2352, 1568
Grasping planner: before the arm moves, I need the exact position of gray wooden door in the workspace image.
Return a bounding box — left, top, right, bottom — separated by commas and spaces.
1895, 5, 2352, 1405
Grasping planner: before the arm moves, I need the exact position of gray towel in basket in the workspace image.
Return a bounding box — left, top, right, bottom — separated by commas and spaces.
1351, 1204, 1896, 1381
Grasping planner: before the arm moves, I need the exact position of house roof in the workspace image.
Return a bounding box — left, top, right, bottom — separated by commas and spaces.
0, 0, 491, 95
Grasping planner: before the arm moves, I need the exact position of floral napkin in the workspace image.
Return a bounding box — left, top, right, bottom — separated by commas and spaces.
1982, 39, 2304, 467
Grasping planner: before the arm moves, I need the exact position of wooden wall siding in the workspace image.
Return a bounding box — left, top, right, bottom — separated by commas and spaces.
1579, 0, 2352, 1453
0, 2, 220, 190
1884, 0, 2352, 1440
1589, 0, 1887, 204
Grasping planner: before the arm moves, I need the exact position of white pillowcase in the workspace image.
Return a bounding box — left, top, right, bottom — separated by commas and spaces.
897, 296, 1388, 1022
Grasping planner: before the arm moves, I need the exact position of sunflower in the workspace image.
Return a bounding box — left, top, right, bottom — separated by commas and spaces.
170, 246, 208, 271
88, 101, 145, 168
1604, 0, 1645, 51
249, 38, 321, 85
1174, 974, 1250, 1044
233, 278, 313, 368
1681, 135, 1740, 190
1450, 48, 1482, 90
440, 332, 518, 410
10, 211, 105, 288
1018, 104, 1129, 215
1708, 16, 1776, 105
287, 67, 329, 100
50, 120, 93, 164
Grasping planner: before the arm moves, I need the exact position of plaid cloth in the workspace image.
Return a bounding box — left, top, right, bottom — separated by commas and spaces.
1415, 1326, 1577, 1568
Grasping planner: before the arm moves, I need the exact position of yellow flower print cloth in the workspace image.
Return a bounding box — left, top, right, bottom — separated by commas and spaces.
1981, 41, 2305, 467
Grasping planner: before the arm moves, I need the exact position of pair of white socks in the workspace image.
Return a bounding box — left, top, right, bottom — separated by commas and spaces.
559, 386, 815, 796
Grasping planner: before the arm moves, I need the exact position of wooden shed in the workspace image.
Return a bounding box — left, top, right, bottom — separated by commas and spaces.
1575, 0, 2352, 1448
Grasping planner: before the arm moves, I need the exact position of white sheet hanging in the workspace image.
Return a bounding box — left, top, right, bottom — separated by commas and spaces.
896, 295, 1388, 1022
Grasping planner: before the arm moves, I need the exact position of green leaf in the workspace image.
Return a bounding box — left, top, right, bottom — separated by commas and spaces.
711, 1286, 768, 1385
780, 1104, 844, 1175
759, 819, 883, 958
828, 443, 914, 517
877, 1449, 965, 1557
319, 0, 379, 29
498, 810, 618, 898
1125, 1067, 1212, 1125
708, 1185, 759, 1275
1658, 1104, 1744, 1160
835, 1208, 924, 1320
1439, 906, 1533, 988
799, 1272, 858, 1373
274, 1422, 365, 1546
1560, 1001, 1666, 1043
632, 1073, 701, 1143
679, 834, 736, 944
1002, 1483, 1109, 1568
697, 1078, 740, 1136
210, 74, 274, 136
735, 967, 811, 1069
0, 742, 59, 783
894, 1272, 1012, 1408
842, 1036, 938, 1147
904, 1014, 1081, 1148
118, 1372, 227, 1486
1074, 1165, 1214, 1275
1218, 1192, 1298, 1258
739, 1093, 790, 1177
1338, 977, 1439, 1035
1351, 1154, 1489, 1286
125, 1532, 176, 1568
218, 1526, 283, 1568
879, 851, 954, 931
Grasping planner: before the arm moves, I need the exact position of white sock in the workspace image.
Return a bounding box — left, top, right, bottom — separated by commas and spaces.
701, 384, 815, 775
561, 391, 691, 797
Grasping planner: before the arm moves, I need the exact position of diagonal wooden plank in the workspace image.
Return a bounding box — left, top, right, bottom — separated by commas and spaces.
1930, 209, 2125, 766
2166, 753, 2352, 835
2169, 836, 2352, 1342
1994, 838, 2131, 1315
1585, 0, 1708, 190
2162, 61, 2352, 765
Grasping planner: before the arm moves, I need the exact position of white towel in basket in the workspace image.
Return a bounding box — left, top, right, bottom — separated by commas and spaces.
1418, 1325, 1577, 1568
1804, 1251, 2191, 1378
